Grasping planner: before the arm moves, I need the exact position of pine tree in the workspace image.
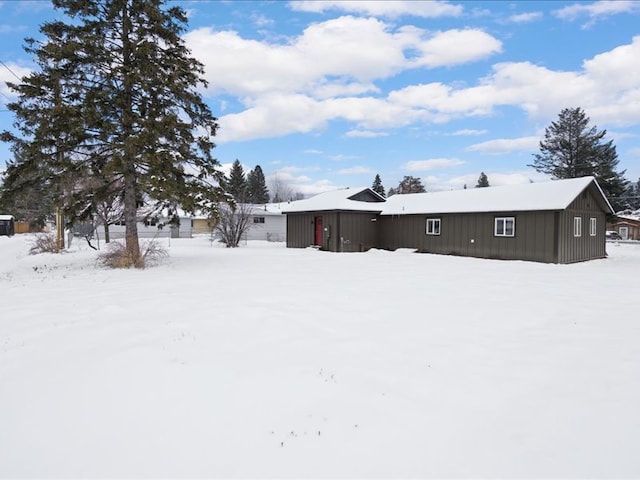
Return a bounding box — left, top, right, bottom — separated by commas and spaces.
227, 159, 248, 201
476, 172, 490, 188
371, 174, 386, 197
529, 107, 629, 210
246, 165, 270, 204
391, 176, 426, 195
0, 0, 225, 267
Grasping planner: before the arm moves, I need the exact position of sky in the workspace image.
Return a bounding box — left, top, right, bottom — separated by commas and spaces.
1, 0, 640, 196
1, 233, 640, 476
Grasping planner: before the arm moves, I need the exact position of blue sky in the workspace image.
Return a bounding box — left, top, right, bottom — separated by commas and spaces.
1, 0, 639, 196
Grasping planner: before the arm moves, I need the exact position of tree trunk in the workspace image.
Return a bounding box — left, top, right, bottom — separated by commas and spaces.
103, 222, 110, 243
121, 0, 142, 268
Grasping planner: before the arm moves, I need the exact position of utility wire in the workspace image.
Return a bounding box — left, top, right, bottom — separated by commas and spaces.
0, 59, 23, 82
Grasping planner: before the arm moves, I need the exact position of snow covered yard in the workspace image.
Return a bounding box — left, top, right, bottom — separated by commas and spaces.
1, 234, 639, 478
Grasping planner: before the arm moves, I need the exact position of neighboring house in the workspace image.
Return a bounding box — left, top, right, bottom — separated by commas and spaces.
192, 204, 287, 241
282, 177, 614, 264
0, 215, 15, 236
607, 212, 640, 240
245, 204, 287, 242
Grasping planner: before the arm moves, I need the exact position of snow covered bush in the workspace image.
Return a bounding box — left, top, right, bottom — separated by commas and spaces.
29, 233, 62, 255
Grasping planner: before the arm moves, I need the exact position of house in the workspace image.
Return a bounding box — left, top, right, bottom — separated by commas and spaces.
244, 204, 287, 242
192, 204, 287, 241
0, 215, 15, 236
282, 177, 614, 264
283, 188, 385, 252
607, 211, 640, 240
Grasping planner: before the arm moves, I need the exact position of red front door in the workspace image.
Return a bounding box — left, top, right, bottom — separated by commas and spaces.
314, 216, 323, 246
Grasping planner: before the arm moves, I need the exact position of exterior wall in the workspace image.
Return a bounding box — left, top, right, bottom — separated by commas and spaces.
286, 211, 378, 251
607, 219, 640, 240
286, 213, 316, 248
245, 214, 286, 242
557, 186, 608, 263
378, 211, 559, 263
193, 218, 213, 235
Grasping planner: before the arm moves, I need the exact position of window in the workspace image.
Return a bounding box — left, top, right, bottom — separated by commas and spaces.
253, 217, 265, 224
494, 217, 515, 237
574, 217, 582, 237
590, 217, 597, 236
426, 218, 441, 235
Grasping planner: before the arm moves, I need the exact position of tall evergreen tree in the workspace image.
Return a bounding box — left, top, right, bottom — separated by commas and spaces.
246, 165, 270, 204
227, 159, 248, 201
1, 0, 225, 267
371, 174, 386, 197
529, 107, 629, 211
388, 176, 426, 196
476, 172, 490, 188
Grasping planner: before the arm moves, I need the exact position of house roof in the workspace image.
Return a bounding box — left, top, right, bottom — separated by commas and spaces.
0, 215, 14, 221
282, 188, 385, 213
380, 176, 614, 215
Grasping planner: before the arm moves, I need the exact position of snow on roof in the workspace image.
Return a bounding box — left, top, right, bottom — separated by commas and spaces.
0, 215, 15, 221
381, 176, 612, 215
281, 188, 384, 213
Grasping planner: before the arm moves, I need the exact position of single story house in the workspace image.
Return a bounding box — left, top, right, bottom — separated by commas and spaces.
282, 176, 614, 264
192, 204, 287, 241
607, 212, 640, 240
0, 215, 15, 236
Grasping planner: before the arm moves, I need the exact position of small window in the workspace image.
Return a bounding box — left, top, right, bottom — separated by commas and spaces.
426, 218, 441, 235
574, 217, 582, 237
590, 217, 597, 236
253, 217, 265, 224
494, 217, 515, 237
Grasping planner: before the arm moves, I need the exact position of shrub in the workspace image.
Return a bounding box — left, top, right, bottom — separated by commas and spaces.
98, 240, 168, 269
29, 233, 63, 255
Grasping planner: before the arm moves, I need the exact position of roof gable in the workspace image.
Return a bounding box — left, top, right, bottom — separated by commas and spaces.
282, 187, 385, 213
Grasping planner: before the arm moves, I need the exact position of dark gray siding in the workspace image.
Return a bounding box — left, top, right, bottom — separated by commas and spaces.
348, 190, 385, 203
286, 213, 316, 248
557, 186, 607, 263
378, 211, 559, 263
286, 211, 378, 251
335, 212, 378, 252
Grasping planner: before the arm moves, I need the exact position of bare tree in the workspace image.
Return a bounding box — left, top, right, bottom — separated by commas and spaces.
269, 174, 304, 202
214, 203, 255, 247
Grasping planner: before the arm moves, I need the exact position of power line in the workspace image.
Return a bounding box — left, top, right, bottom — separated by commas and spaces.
0, 59, 22, 82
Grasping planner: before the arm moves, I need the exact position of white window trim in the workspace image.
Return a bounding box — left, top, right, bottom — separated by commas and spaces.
426, 218, 441, 235
494, 217, 515, 237
590, 217, 597, 237
574, 217, 582, 237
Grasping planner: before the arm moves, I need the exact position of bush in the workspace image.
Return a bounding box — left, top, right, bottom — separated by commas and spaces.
97, 240, 168, 269
29, 233, 63, 255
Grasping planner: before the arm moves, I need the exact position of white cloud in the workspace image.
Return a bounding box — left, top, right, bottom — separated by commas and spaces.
409, 29, 502, 68
404, 158, 465, 171
507, 12, 543, 23
452, 129, 488, 136
336, 166, 374, 175
440, 171, 546, 190
289, 1, 463, 18
554, 1, 640, 23
184, 18, 501, 100
466, 137, 539, 155
344, 130, 389, 138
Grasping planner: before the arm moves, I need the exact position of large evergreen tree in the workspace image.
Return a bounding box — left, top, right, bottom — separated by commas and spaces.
246, 165, 270, 204
227, 159, 248, 201
476, 172, 490, 188
371, 174, 385, 197
1, 0, 225, 267
388, 176, 426, 196
529, 107, 629, 211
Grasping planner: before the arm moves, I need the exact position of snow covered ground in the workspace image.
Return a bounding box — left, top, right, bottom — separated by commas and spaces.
1, 234, 639, 478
